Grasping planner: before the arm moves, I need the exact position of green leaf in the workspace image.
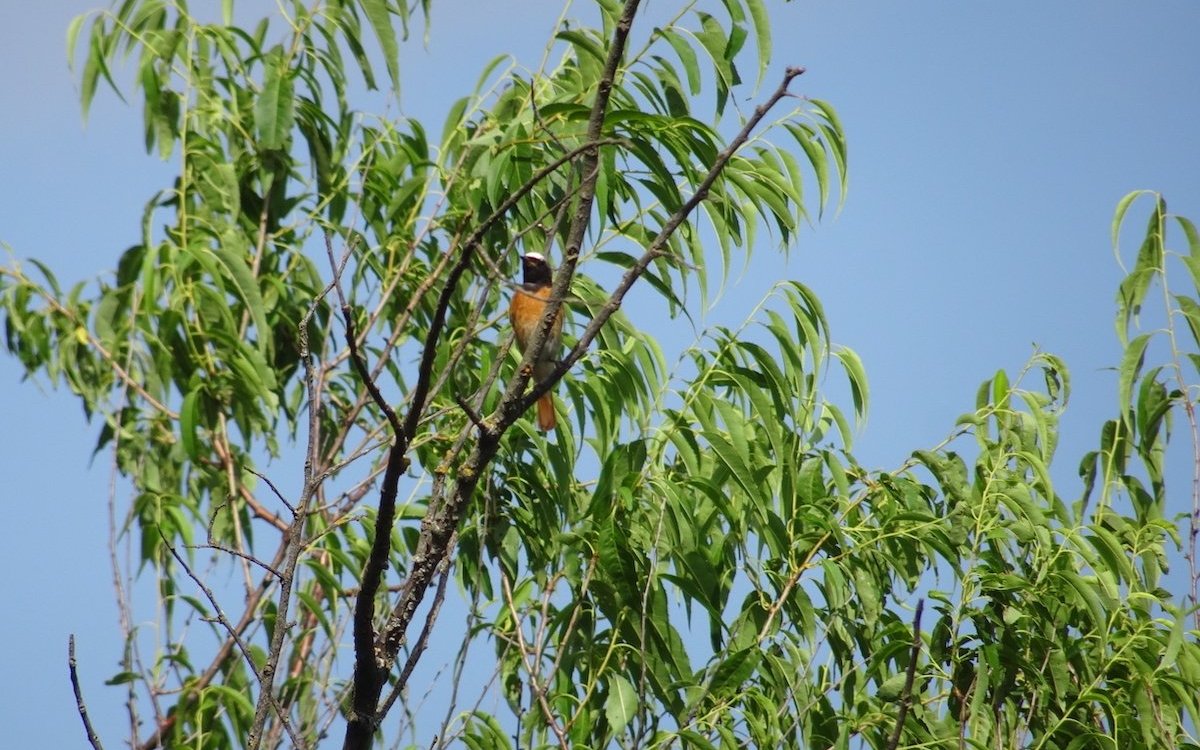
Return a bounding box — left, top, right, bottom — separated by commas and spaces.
180, 387, 200, 460
1118, 333, 1152, 425
834, 346, 869, 426
359, 0, 401, 91
256, 46, 295, 150
744, 0, 771, 87
660, 27, 701, 95
876, 672, 908, 702
212, 239, 272, 355
104, 671, 140, 686
604, 673, 637, 736
708, 647, 761, 698
66, 13, 87, 73
1111, 189, 1154, 254
557, 29, 606, 65
1115, 194, 1166, 344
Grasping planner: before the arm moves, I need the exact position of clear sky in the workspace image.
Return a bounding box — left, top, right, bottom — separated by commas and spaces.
2, 1, 1199, 746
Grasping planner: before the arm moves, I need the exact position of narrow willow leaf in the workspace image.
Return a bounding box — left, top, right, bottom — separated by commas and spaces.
213, 239, 273, 354
1115, 196, 1166, 344
834, 347, 869, 425
557, 29, 607, 65
708, 647, 761, 698
66, 13, 87, 72
1118, 333, 1152, 425
28, 258, 62, 296
359, 0, 401, 91
793, 124, 830, 216
743, 0, 771, 87
1177, 214, 1200, 260
990, 367, 1010, 410
256, 46, 295, 150
659, 27, 701, 95
79, 20, 105, 120
875, 672, 908, 702
1162, 605, 1186, 668
1086, 527, 1135, 585
180, 387, 200, 460
1111, 189, 1154, 255
1174, 295, 1200, 351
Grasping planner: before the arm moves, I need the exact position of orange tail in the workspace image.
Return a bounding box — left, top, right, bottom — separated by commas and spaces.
536, 393, 556, 431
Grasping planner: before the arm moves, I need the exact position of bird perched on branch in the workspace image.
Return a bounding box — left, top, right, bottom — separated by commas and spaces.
509, 252, 563, 431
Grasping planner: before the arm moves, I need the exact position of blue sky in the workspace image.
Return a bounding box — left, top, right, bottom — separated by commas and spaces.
2, 1, 1199, 746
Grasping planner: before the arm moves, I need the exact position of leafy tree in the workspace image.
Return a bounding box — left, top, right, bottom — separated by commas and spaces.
2, 1, 1198, 749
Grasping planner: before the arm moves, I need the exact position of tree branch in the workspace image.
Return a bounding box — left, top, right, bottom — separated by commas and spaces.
885, 598, 925, 750
500, 572, 570, 750
378, 550, 454, 721
134, 540, 289, 750
342, 103, 629, 750
247, 281, 331, 749
519, 66, 809, 416
371, 0, 644, 706
162, 532, 305, 749
69, 635, 106, 750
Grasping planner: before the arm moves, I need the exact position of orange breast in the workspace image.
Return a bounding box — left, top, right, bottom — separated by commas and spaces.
510, 284, 556, 353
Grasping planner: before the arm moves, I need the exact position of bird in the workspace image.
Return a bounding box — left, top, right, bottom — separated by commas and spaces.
509, 252, 563, 431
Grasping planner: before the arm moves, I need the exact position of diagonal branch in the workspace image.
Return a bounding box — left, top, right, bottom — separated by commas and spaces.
161, 532, 306, 750
372, 0, 645, 700
69, 635, 106, 750
341, 98, 627, 750
517, 66, 809, 418
885, 598, 925, 750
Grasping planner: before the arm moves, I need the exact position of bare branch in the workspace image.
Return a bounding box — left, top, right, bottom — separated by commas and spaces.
186, 542, 284, 581
326, 232, 405, 438
500, 573, 570, 750
134, 540, 289, 750
885, 599, 925, 750
379, 550, 455, 720
69, 635, 106, 750
245, 466, 298, 516
161, 532, 306, 749
455, 395, 486, 431
247, 281, 330, 749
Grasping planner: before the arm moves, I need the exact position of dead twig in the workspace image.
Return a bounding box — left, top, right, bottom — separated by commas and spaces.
885, 599, 925, 750
69, 635, 106, 750
160, 532, 306, 750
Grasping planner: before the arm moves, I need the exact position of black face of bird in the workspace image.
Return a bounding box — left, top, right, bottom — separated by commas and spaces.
521, 253, 552, 286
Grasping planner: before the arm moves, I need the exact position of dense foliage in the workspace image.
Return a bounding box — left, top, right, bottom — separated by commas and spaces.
2, 1, 1198, 748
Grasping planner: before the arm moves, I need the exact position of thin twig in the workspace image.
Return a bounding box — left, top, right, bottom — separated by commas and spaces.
186, 543, 284, 580
133, 540, 289, 750
245, 466, 298, 515
379, 550, 455, 720
500, 573, 571, 750
69, 635, 106, 750
885, 599, 925, 750
326, 232, 405, 437
455, 395, 486, 430
160, 533, 305, 749
247, 276, 331, 750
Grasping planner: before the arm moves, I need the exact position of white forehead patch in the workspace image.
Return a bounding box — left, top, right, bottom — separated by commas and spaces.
525, 252, 545, 262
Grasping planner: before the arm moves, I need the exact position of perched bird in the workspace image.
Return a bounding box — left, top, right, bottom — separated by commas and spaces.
509, 252, 563, 431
